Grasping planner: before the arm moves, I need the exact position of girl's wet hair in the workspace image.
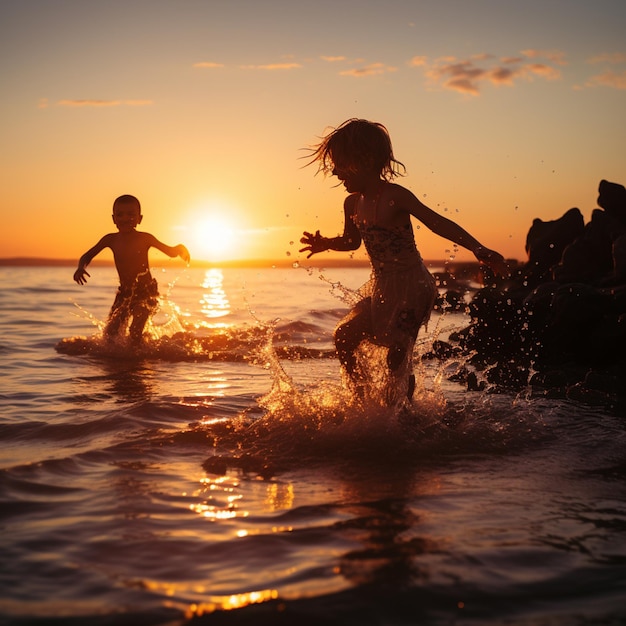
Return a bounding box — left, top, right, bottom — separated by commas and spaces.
306, 118, 406, 181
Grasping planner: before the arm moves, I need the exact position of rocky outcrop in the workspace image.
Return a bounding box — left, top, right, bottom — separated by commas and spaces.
443, 180, 626, 409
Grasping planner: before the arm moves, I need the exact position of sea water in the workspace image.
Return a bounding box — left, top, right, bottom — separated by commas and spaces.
1, 265, 625, 625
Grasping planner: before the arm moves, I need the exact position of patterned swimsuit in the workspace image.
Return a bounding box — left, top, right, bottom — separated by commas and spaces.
352, 214, 437, 348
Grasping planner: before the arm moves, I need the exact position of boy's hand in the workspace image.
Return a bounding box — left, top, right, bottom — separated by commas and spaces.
73, 267, 90, 285
178, 245, 191, 265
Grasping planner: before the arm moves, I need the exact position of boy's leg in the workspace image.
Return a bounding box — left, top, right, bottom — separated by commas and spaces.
128, 297, 158, 343
128, 278, 159, 343
129, 307, 150, 343
104, 292, 127, 338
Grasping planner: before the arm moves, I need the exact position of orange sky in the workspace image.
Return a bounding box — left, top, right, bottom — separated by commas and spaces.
1, 1, 625, 265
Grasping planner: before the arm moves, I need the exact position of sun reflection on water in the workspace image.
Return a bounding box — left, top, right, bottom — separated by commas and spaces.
148, 579, 280, 617
265, 481, 295, 511
181, 588, 280, 618
200, 268, 230, 327
190, 474, 247, 521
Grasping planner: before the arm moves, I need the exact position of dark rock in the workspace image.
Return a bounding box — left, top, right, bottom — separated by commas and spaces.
450, 179, 626, 402
520, 207, 585, 289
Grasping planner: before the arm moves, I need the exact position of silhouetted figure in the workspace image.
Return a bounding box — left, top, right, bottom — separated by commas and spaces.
74, 195, 190, 343
300, 119, 506, 395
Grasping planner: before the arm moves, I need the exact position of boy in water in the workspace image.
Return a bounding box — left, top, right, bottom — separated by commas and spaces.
300, 119, 507, 395
74, 194, 190, 343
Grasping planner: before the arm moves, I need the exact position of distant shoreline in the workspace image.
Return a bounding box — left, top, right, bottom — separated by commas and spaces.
0, 256, 517, 272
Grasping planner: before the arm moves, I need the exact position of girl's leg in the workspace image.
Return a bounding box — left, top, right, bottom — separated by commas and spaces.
334, 301, 372, 380
387, 342, 409, 371
387, 307, 424, 399
386, 311, 420, 371
386, 334, 418, 400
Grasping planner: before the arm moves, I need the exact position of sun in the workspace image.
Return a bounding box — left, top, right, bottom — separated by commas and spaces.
190, 216, 237, 262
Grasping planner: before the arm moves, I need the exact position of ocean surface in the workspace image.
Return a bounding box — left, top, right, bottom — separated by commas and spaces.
1, 264, 626, 626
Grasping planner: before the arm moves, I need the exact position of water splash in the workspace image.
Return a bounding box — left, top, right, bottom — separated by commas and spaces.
209, 305, 552, 477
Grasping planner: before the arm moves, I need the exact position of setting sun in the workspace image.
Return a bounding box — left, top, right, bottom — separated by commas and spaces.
189, 215, 237, 262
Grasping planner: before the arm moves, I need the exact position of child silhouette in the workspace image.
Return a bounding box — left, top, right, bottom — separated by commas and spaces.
300, 119, 507, 396
74, 194, 190, 343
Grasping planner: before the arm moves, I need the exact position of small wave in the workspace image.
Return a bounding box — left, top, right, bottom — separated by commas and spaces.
56, 323, 336, 363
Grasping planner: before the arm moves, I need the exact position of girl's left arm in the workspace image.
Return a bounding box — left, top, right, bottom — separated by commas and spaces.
401, 187, 508, 275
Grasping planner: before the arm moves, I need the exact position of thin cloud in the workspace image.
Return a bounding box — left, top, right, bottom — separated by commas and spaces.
408, 56, 427, 67
520, 49, 568, 66
321, 56, 346, 63
193, 61, 225, 68
57, 99, 153, 107
339, 62, 398, 77
581, 52, 626, 89
240, 63, 302, 70
421, 51, 564, 95
525, 63, 561, 80
472, 52, 494, 61
587, 52, 626, 65
585, 70, 626, 90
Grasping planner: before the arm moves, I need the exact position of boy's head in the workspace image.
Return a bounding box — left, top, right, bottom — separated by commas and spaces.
308, 119, 405, 181
112, 195, 142, 230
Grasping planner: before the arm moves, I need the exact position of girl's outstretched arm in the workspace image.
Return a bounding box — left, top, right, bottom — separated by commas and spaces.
300, 195, 361, 258
402, 187, 508, 275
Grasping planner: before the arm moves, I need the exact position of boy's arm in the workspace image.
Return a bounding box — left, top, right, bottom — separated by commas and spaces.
300, 195, 362, 258
150, 236, 191, 264
74, 236, 110, 284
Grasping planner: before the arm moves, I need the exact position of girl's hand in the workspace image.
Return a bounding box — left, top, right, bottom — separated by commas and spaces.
299, 230, 328, 258
474, 246, 509, 277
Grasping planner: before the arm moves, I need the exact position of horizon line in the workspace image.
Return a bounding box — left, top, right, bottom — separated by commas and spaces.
0, 256, 522, 269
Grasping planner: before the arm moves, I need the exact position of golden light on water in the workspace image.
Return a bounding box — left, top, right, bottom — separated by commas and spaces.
265, 482, 295, 511
148, 580, 280, 617
190, 474, 248, 520
182, 589, 280, 618
200, 268, 230, 326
